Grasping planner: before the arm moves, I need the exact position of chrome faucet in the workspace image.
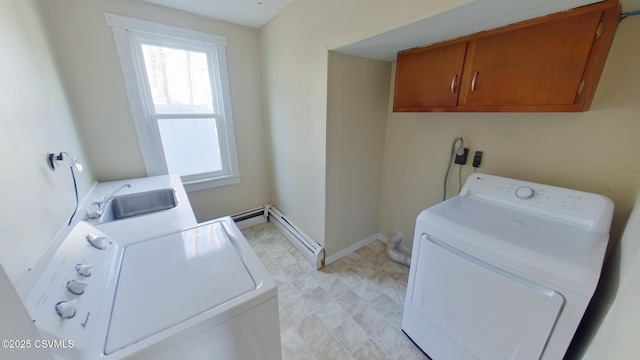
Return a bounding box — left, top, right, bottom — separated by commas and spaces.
86, 183, 132, 219
104, 183, 132, 200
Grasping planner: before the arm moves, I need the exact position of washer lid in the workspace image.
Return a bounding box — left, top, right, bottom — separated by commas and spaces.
105, 222, 256, 354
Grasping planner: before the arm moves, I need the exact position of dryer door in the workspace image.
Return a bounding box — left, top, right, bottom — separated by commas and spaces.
403, 234, 564, 360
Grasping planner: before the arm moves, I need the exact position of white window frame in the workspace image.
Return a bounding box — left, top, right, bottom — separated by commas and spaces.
106, 13, 240, 192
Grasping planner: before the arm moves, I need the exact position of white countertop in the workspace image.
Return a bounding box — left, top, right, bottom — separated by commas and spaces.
18, 175, 197, 299
87, 175, 198, 246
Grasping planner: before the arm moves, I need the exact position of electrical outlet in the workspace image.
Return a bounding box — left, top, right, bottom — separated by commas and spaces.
454, 148, 469, 165
473, 151, 483, 168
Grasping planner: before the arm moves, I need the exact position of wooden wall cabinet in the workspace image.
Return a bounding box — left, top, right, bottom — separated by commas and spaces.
393, 1, 621, 112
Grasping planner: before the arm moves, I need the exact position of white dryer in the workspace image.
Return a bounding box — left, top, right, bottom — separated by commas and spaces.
403, 173, 613, 360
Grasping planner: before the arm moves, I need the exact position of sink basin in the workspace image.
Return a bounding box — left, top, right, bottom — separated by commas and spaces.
91, 188, 178, 223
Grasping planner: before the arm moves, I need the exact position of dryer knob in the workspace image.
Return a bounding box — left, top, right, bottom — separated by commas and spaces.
55, 300, 78, 319
86, 233, 107, 250
515, 186, 535, 200
66, 280, 88, 295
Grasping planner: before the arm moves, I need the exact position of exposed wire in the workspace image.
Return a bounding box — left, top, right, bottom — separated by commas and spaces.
57, 151, 80, 226
458, 165, 462, 194
621, 10, 640, 21
68, 164, 79, 225
443, 137, 463, 201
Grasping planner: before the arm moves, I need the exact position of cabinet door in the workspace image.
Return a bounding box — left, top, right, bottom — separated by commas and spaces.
394, 42, 467, 111
459, 10, 602, 107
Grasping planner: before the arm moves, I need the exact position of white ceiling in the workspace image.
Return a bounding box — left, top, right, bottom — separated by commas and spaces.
140, 0, 297, 28
140, 0, 636, 61
335, 0, 604, 60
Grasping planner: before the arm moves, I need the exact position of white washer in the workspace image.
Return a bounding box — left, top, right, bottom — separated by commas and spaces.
24, 217, 281, 360
403, 173, 613, 360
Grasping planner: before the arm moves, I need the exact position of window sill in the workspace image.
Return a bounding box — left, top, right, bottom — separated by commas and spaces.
182, 174, 240, 192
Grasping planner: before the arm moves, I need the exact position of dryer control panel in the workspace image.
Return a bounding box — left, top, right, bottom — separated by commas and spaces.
460, 174, 614, 233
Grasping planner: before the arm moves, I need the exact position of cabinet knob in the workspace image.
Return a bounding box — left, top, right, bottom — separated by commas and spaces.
471, 71, 478, 92
451, 74, 457, 93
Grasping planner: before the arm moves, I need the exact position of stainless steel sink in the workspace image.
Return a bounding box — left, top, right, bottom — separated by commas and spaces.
92, 189, 178, 223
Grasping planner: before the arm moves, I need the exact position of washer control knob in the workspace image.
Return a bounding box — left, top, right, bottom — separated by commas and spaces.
86, 233, 107, 250
515, 186, 535, 200
66, 280, 88, 295
55, 300, 78, 319
75, 263, 93, 277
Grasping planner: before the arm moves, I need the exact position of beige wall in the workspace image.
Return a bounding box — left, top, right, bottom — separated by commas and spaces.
0, 0, 94, 287
325, 52, 391, 256
378, 15, 640, 251
259, 0, 329, 246
39, 0, 272, 222
260, 0, 471, 248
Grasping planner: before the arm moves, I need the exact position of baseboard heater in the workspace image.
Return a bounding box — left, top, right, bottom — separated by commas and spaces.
231, 205, 325, 269
231, 207, 269, 230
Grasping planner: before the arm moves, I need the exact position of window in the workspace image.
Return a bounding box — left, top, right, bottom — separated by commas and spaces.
106, 13, 240, 191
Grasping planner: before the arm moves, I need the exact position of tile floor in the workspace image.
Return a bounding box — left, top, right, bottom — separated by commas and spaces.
241, 222, 430, 360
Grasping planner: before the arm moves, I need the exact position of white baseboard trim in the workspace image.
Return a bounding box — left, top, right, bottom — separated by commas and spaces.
377, 233, 389, 244
229, 204, 414, 268
325, 233, 381, 265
